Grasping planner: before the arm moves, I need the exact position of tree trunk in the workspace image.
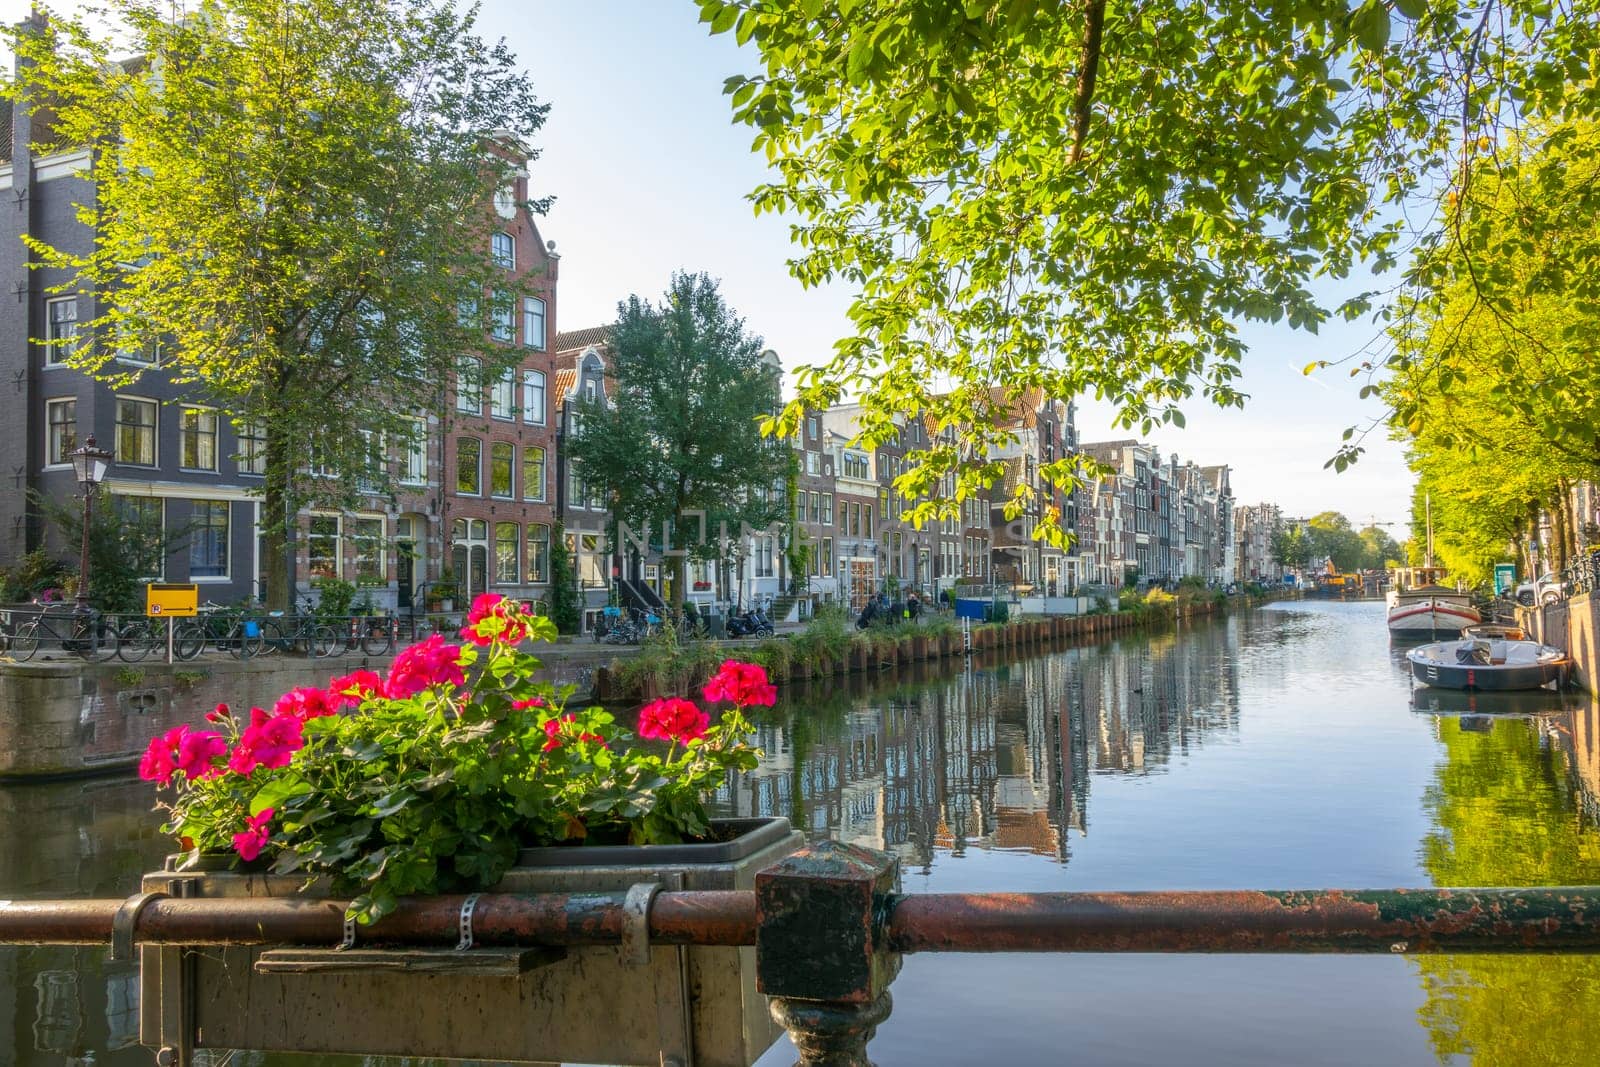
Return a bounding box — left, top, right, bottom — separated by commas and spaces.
261, 426, 297, 611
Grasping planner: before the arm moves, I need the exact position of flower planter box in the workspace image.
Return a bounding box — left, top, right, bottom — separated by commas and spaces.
140, 816, 802, 1067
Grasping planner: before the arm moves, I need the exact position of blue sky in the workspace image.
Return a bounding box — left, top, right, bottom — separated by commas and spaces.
3, 0, 1417, 530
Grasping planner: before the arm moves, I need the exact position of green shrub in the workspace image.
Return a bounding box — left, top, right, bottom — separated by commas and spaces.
313, 578, 358, 619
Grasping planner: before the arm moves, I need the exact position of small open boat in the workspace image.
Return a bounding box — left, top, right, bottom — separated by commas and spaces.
1407, 637, 1570, 691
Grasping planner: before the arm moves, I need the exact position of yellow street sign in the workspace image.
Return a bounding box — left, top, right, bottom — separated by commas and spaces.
146, 583, 199, 617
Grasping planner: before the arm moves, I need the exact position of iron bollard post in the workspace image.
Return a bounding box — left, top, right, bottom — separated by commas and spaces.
756, 841, 901, 1067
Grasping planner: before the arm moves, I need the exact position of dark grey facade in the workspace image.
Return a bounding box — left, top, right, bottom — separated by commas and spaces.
3, 97, 260, 602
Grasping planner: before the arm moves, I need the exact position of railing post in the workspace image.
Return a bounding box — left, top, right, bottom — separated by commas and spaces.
756, 841, 901, 1067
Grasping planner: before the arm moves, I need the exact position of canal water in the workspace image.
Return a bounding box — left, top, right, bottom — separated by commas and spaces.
5, 599, 1600, 1065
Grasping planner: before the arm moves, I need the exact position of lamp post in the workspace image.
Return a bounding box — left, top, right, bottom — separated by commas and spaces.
69, 434, 113, 619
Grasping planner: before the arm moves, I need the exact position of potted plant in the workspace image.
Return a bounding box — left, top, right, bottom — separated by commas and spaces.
433, 566, 458, 612
135, 594, 796, 1066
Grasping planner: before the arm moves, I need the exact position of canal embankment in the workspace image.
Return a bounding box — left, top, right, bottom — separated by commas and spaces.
1519, 590, 1600, 694
596, 591, 1281, 703
0, 641, 622, 780
0, 592, 1284, 780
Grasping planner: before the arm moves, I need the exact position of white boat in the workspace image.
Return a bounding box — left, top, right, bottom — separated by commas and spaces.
1387, 565, 1481, 636
1386, 495, 1480, 637
1406, 637, 1570, 690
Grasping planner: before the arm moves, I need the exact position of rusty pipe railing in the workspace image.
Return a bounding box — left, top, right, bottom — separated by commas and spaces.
6, 886, 1600, 954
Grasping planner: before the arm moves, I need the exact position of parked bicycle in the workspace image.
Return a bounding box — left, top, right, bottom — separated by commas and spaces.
2, 602, 119, 662
169, 603, 265, 660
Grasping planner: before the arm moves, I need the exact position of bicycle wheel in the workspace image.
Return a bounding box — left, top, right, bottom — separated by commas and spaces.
309, 624, 338, 658
172, 623, 206, 661
9, 622, 40, 661
361, 624, 393, 657
115, 620, 153, 662
237, 619, 265, 659
257, 617, 288, 657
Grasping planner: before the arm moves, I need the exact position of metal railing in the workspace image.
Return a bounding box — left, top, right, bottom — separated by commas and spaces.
5, 840, 1600, 1065
0, 604, 461, 663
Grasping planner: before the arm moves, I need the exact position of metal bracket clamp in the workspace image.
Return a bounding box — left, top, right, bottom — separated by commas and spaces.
338, 913, 357, 951
622, 882, 664, 966
457, 893, 482, 952
111, 890, 167, 962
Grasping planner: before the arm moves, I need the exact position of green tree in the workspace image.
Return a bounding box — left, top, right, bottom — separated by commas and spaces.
31, 489, 173, 613
697, 0, 1599, 543
567, 273, 792, 601
1381, 120, 1600, 582
546, 523, 582, 635
1305, 511, 1366, 572
8, 0, 549, 608
1269, 526, 1314, 574
1357, 525, 1402, 570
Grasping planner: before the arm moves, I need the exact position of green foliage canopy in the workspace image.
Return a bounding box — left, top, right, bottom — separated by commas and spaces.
697, 0, 1600, 543
8, 0, 550, 607
566, 272, 792, 598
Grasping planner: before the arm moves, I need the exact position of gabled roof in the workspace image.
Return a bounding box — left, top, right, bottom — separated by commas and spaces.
552, 368, 577, 405
554, 326, 609, 354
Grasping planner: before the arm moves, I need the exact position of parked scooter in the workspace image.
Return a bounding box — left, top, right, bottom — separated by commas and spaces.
725, 603, 775, 639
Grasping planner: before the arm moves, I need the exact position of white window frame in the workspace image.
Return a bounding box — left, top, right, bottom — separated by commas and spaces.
522, 369, 546, 425
44, 297, 79, 365
308, 513, 342, 581
113, 495, 166, 580
490, 366, 516, 420
352, 515, 385, 583
115, 395, 159, 468
491, 291, 514, 342
494, 521, 520, 584
235, 418, 265, 476
491, 231, 515, 269
527, 523, 550, 583
189, 499, 231, 581
489, 440, 514, 500
456, 357, 482, 414
401, 418, 427, 485
522, 296, 546, 350
179, 406, 219, 471
45, 397, 77, 467
456, 437, 482, 496
523, 445, 546, 502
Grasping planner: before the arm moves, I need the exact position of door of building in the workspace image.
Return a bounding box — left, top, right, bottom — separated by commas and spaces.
850, 560, 875, 611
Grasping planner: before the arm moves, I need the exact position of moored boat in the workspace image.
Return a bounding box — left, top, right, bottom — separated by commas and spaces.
1387, 565, 1481, 636
1406, 637, 1570, 691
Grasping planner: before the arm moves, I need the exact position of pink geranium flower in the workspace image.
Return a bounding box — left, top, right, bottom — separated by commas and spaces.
702, 660, 777, 708
512, 696, 545, 710
138, 724, 190, 784
205, 702, 232, 724
637, 698, 709, 744
328, 669, 383, 710
229, 708, 305, 775
383, 634, 467, 699
232, 808, 275, 862
274, 686, 335, 721
459, 592, 532, 647
175, 729, 228, 780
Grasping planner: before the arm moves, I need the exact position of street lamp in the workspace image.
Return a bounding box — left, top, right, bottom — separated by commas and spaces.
69, 434, 113, 617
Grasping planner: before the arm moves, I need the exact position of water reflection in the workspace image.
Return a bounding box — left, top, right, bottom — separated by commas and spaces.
8, 602, 1600, 1066
1412, 694, 1600, 1065
715, 625, 1242, 872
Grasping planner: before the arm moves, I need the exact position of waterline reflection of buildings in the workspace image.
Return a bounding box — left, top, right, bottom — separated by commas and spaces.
714, 627, 1242, 870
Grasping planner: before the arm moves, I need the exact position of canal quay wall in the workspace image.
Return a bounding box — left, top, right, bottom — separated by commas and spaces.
593, 596, 1263, 704
0, 642, 622, 781
1521, 590, 1600, 694
0, 597, 1280, 780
